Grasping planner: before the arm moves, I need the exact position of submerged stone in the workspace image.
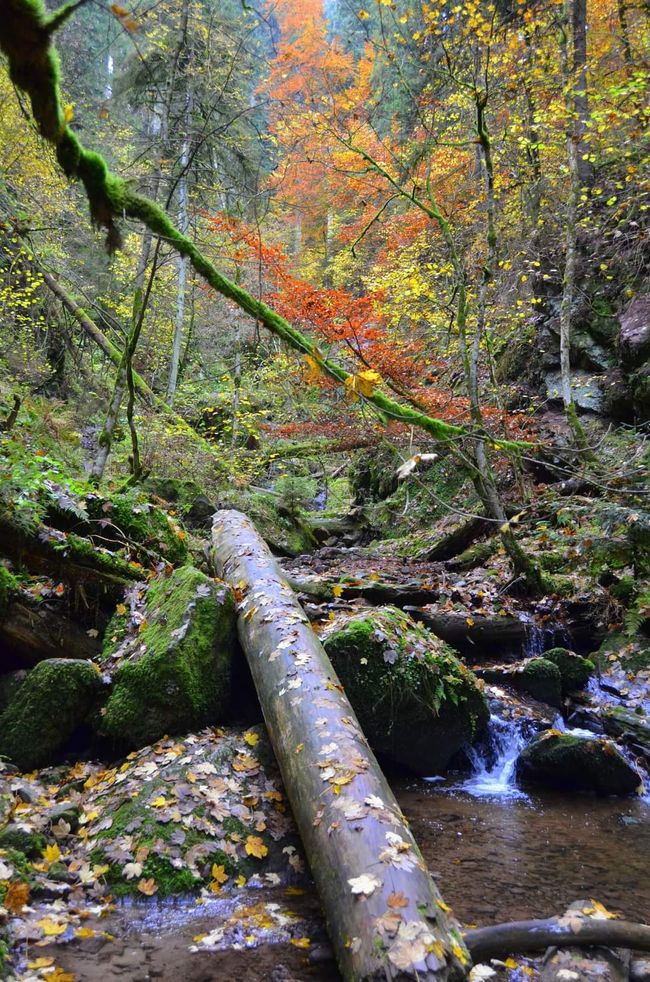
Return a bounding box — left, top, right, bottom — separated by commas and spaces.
0, 659, 104, 771
323, 606, 489, 775
99, 566, 236, 748
517, 731, 641, 795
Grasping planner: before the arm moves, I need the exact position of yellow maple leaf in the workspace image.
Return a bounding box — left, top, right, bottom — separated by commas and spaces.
244, 731, 259, 747
63, 103, 74, 124
211, 864, 229, 885
291, 937, 311, 949
42, 843, 61, 864
236, 874, 246, 887
74, 927, 97, 938
245, 835, 268, 859
332, 584, 343, 597
37, 918, 67, 936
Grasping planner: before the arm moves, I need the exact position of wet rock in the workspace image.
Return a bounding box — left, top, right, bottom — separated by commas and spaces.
0, 659, 104, 771
323, 606, 489, 775
517, 731, 642, 795
631, 957, 650, 981
542, 647, 594, 694
476, 658, 562, 708
99, 566, 236, 749
186, 494, 217, 529
540, 944, 628, 981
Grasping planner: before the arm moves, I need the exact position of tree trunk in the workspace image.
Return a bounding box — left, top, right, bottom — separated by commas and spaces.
210, 510, 469, 982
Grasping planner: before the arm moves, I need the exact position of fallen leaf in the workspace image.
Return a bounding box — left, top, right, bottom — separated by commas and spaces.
245, 835, 268, 859
348, 873, 381, 897
137, 878, 158, 896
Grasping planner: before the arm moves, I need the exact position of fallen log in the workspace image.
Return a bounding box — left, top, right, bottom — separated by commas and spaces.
0, 600, 101, 668
464, 916, 650, 962
211, 510, 469, 982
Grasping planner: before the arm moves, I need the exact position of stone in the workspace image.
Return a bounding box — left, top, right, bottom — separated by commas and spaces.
517, 731, 642, 795
619, 295, 650, 370
475, 658, 563, 707
0, 659, 104, 771
542, 647, 594, 694
323, 606, 489, 775
544, 370, 604, 413
99, 566, 236, 749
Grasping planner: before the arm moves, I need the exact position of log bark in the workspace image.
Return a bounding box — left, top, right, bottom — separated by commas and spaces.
464, 916, 650, 962
407, 609, 527, 657
210, 510, 469, 982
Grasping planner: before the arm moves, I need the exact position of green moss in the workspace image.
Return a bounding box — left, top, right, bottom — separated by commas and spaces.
611, 575, 637, 605
542, 647, 594, 693
0, 565, 17, 619
84, 491, 189, 566
521, 658, 562, 706
324, 607, 489, 774
0, 659, 104, 771
0, 826, 46, 858
100, 566, 235, 748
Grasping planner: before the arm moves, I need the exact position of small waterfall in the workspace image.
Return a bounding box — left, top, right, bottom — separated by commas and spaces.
460, 711, 529, 799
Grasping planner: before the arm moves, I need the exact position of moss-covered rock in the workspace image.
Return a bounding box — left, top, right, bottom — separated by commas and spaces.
0, 671, 26, 712
542, 647, 594, 694
0, 659, 104, 771
83, 490, 189, 566
521, 658, 563, 707
99, 566, 236, 748
475, 658, 562, 707
84, 727, 301, 897
218, 489, 316, 556
323, 607, 489, 775
349, 445, 400, 503
517, 731, 641, 795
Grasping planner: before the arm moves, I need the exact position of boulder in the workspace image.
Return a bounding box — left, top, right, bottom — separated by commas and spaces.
0, 670, 26, 712
542, 647, 594, 694
619, 295, 650, 370
517, 731, 641, 795
544, 370, 604, 413
0, 659, 104, 771
475, 657, 562, 708
323, 606, 489, 775
99, 566, 236, 749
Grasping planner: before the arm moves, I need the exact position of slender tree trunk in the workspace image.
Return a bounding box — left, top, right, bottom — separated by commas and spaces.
166, 80, 193, 403
90, 232, 153, 484
571, 0, 594, 188
559, 5, 592, 454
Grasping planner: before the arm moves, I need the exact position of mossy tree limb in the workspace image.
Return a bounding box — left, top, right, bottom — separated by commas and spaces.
0, 0, 502, 451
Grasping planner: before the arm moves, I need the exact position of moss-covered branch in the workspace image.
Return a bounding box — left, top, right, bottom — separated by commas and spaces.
0, 0, 509, 449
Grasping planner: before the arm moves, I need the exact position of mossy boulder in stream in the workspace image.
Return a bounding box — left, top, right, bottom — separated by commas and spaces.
517, 731, 642, 795
0, 659, 104, 771
99, 566, 236, 748
323, 607, 489, 775
542, 647, 594, 694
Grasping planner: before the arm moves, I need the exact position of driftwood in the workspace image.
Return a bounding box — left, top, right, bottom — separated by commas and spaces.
211, 510, 469, 982
464, 916, 650, 961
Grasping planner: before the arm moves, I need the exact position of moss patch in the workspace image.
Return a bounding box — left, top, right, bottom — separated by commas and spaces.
542, 647, 594, 693
0, 659, 103, 771
323, 607, 489, 774
99, 566, 236, 748
521, 658, 563, 707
